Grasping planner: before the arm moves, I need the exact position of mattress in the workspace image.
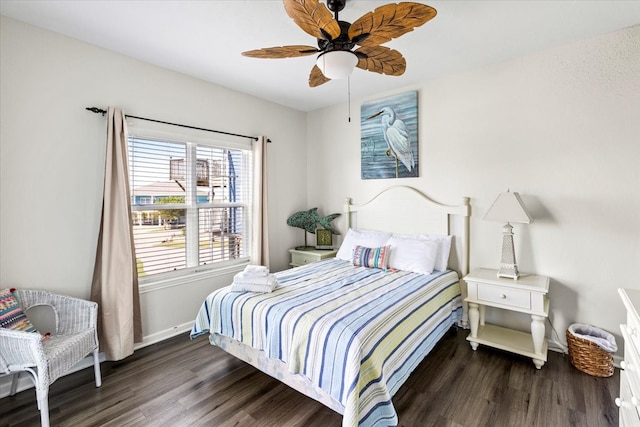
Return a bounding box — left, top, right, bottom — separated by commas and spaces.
191, 259, 462, 427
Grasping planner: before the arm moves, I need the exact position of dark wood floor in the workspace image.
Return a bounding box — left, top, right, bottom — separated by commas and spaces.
1, 327, 619, 427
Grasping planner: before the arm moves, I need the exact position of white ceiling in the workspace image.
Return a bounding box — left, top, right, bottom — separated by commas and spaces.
2, 1, 639, 112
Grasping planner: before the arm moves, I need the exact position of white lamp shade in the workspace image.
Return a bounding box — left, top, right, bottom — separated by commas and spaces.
316, 51, 358, 80
484, 191, 532, 224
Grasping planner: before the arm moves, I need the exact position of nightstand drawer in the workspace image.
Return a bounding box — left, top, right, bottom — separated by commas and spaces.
289, 249, 337, 267
477, 283, 531, 310
291, 252, 319, 266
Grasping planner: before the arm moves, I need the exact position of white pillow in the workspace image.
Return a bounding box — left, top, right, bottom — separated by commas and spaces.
387, 236, 438, 275
336, 228, 392, 261
425, 234, 452, 272
392, 233, 452, 271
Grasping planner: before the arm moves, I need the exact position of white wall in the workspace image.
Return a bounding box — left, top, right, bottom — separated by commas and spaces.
0, 16, 306, 343
307, 25, 640, 357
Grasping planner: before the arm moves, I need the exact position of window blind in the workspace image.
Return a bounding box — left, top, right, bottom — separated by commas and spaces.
128, 136, 251, 278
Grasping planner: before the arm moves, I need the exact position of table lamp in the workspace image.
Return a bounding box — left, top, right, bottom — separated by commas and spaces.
484, 190, 532, 279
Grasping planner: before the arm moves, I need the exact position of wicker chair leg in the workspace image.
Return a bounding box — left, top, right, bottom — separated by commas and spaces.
37, 390, 50, 427
9, 371, 20, 395
93, 349, 102, 387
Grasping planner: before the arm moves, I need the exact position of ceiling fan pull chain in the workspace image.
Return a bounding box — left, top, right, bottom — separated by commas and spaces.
348, 75, 351, 123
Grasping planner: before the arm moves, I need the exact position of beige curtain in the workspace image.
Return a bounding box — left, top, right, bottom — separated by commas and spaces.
91, 107, 142, 361
251, 136, 270, 267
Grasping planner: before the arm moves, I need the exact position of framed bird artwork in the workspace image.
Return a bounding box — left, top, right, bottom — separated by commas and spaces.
360, 91, 419, 179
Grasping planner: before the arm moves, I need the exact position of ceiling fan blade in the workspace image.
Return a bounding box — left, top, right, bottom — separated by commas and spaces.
355, 46, 406, 76
242, 45, 319, 58
309, 65, 331, 87
348, 2, 437, 47
284, 0, 341, 41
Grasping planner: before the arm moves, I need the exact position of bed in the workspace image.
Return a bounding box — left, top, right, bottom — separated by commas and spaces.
191, 186, 471, 427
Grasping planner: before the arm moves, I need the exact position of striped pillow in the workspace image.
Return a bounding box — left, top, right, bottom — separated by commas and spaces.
0, 288, 37, 332
352, 245, 390, 270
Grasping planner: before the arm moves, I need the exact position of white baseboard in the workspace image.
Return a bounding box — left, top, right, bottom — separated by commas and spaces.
613, 354, 623, 369
548, 337, 568, 354
0, 321, 194, 399
134, 320, 194, 351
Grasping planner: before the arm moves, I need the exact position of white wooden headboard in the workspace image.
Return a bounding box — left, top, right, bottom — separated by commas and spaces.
344, 186, 471, 326
344, 185, 471, 276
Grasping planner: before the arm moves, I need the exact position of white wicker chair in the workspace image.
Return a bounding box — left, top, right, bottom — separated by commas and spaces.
0, 290, 101, 427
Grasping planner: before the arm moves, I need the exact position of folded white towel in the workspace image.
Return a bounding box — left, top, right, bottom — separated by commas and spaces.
243, 264, 269, 277
230, 282, 276, 293
230, 273, 278, 293
233, 271, 275, 285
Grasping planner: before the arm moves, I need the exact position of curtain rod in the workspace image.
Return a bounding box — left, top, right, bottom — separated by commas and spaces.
85, 107, 271, 143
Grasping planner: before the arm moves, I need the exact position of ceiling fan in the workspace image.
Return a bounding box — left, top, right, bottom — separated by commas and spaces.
242, 0, 437, 87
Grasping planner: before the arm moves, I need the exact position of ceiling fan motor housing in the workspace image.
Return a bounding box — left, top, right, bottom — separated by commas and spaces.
318, 20, 355, 52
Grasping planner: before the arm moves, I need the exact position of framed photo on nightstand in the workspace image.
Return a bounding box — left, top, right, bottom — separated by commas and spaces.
315, 228, 333, 249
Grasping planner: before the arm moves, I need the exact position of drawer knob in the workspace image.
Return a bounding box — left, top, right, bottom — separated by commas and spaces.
616, 397, 622, 407
621, 361, 630, 371
627, 325, 636, 336
500, 294, 507, 299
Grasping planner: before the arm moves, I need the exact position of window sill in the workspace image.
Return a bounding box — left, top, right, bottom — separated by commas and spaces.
138, 258, 248, 294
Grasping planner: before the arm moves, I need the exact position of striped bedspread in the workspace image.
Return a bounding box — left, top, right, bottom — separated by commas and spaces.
191, 259, 462, 427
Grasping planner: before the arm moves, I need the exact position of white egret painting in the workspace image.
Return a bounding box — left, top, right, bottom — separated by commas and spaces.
361, 91, 418, 179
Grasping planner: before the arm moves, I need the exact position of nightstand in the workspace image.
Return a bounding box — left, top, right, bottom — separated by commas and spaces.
464, 268, 550, 369
289, 248, 337, 267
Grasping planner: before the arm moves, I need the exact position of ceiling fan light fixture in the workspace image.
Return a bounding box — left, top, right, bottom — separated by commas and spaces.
316, 51, 358, 80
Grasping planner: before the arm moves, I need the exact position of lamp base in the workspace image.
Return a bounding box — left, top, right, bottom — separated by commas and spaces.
497, 223, 520, 279
497, 264, 519, 280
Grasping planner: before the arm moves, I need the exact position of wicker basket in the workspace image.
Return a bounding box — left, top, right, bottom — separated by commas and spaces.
566, 328, 614, 377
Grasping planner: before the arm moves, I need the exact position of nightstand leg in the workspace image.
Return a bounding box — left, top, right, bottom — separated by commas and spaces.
531, 314, 545, 355
468, 302, 480, 350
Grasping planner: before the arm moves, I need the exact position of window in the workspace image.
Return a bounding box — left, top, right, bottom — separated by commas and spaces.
128, 135, 252, 279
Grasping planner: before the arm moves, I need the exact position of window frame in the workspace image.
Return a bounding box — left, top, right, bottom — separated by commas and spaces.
126, 120, 253, 286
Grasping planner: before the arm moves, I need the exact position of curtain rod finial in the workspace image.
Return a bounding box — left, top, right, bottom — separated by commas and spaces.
86, 107, 107, 116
